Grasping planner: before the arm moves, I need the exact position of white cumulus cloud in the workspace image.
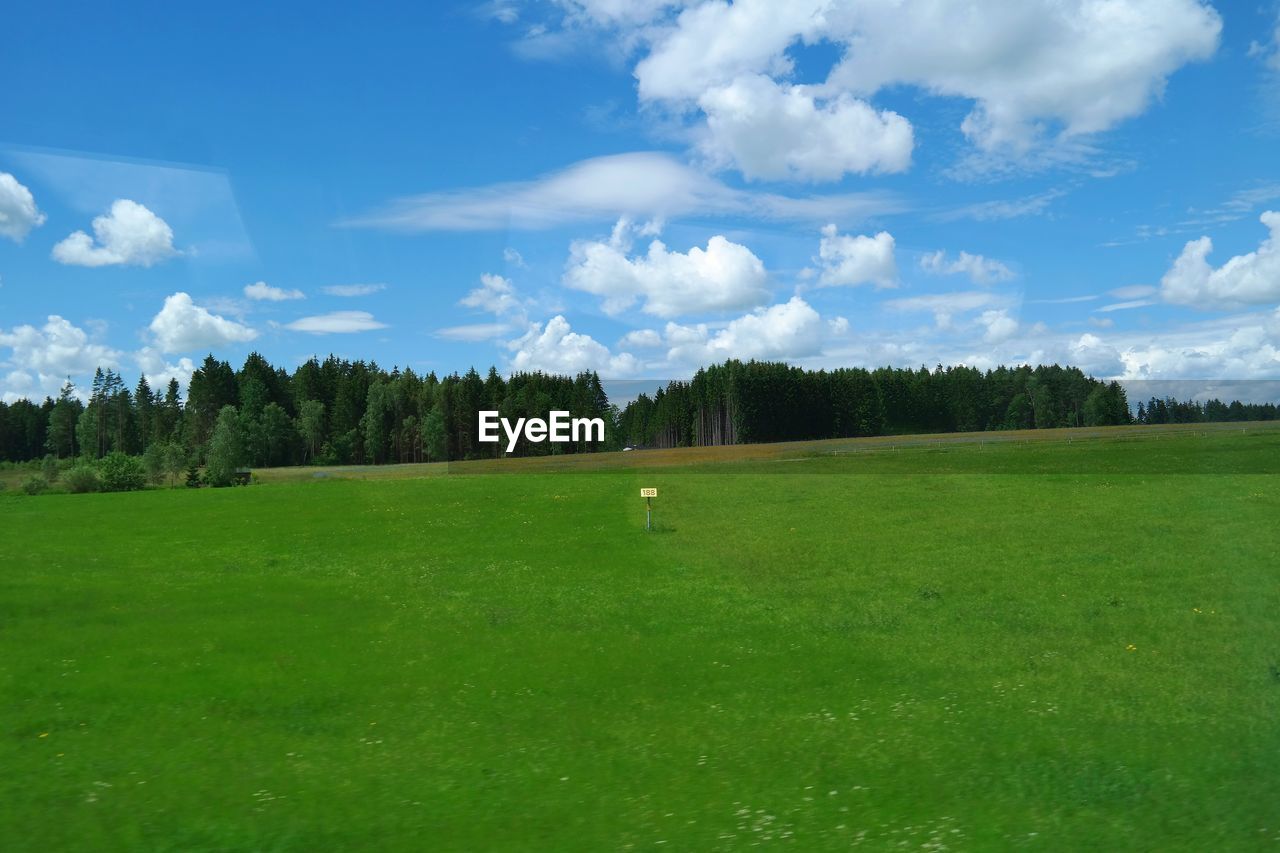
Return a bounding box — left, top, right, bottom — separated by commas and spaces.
149, 292, 258, 353
244, 281, 304, 301
697, 73, 912, 181
135, 347, 197, 393
0, 172, 46, 242
508, 315, 641, 376
52, 199, 180, 267
619, 328, 664, 349
1160, 211, 1280, 309
813, 224, 896, 288
662, 296, 841, 365
1115, 311, 1280, 379
504, 297, 847, 377
1068, 333, 1125, 377
978, 309, 1020, 343
634, 0, 829, 102
825, 0, 1221, 154
564, 218, 769, 317
460, 273, 528, 320
0, 315, 123, 401
599, 0, 1222, 172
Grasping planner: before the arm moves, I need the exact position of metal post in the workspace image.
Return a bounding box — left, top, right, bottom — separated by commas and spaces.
646, 496, 652, 531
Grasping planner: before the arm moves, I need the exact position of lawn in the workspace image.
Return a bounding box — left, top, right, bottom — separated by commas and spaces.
2, 425, 1278, 850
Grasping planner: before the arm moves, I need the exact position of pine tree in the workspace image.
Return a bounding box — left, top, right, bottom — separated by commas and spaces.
135, 375, 155, 447
155, 378, 183, 440
45, 380, 82, 458
89, 367, 107, 458
259, 403, 294, 467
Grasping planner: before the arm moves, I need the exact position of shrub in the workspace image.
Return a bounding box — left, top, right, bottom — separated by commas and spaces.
41, 455, 61, 483
97, 452, 147, 492
63, 465, 101, 494
21, 474, 48, 496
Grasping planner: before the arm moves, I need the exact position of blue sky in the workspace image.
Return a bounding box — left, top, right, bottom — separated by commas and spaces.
2, 0, 1279, 403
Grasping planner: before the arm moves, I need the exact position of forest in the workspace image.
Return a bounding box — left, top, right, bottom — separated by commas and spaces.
615, 361, 1278, 448
0, 354, 1276, 483
0, 354, 615, 484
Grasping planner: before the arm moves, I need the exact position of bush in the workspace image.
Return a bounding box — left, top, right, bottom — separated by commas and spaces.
63, 465, 101, 494
41, 455, 61, 483
97, 452, 147, 492
21, 474, 48, 496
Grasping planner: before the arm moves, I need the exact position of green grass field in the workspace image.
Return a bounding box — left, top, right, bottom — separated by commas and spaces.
3, 424, 1279, 850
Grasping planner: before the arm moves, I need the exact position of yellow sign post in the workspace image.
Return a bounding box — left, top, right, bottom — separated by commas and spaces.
640, 488, 657, 530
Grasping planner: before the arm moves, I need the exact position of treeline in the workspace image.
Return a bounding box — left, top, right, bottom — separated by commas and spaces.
3, 356, 1275, 472
1135, 396, 1277, 425
616, 361, 1273, 448
0, 353, 617, 468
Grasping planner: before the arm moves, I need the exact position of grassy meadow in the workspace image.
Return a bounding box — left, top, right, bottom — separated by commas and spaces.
2, 424, 1279, 850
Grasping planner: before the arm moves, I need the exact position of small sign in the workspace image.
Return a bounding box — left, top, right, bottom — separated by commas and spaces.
640, 488, 657, 498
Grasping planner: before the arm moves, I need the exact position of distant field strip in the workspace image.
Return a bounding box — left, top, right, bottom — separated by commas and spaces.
252, 420, 1280, 480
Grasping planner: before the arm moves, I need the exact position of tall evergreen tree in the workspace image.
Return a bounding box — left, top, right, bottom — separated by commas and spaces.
45, 380, 82, 458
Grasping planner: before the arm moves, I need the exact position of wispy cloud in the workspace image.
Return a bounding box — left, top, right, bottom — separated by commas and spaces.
340, 152, 903, 232
931, 189, 1066, 223
1028, 294, 1098, 304
1096, 299, 1156, 313
1178, 183, 1280, 229
1108, 285, 1157, 300
435, 322, 515, 341
1104, 183, 1280, 246
884, 290, 1013, 330
321, 283, 386, 297
284, 311, 388, 334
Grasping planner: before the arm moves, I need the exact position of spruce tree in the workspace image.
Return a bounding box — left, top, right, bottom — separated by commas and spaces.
45, 380, 81, 458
